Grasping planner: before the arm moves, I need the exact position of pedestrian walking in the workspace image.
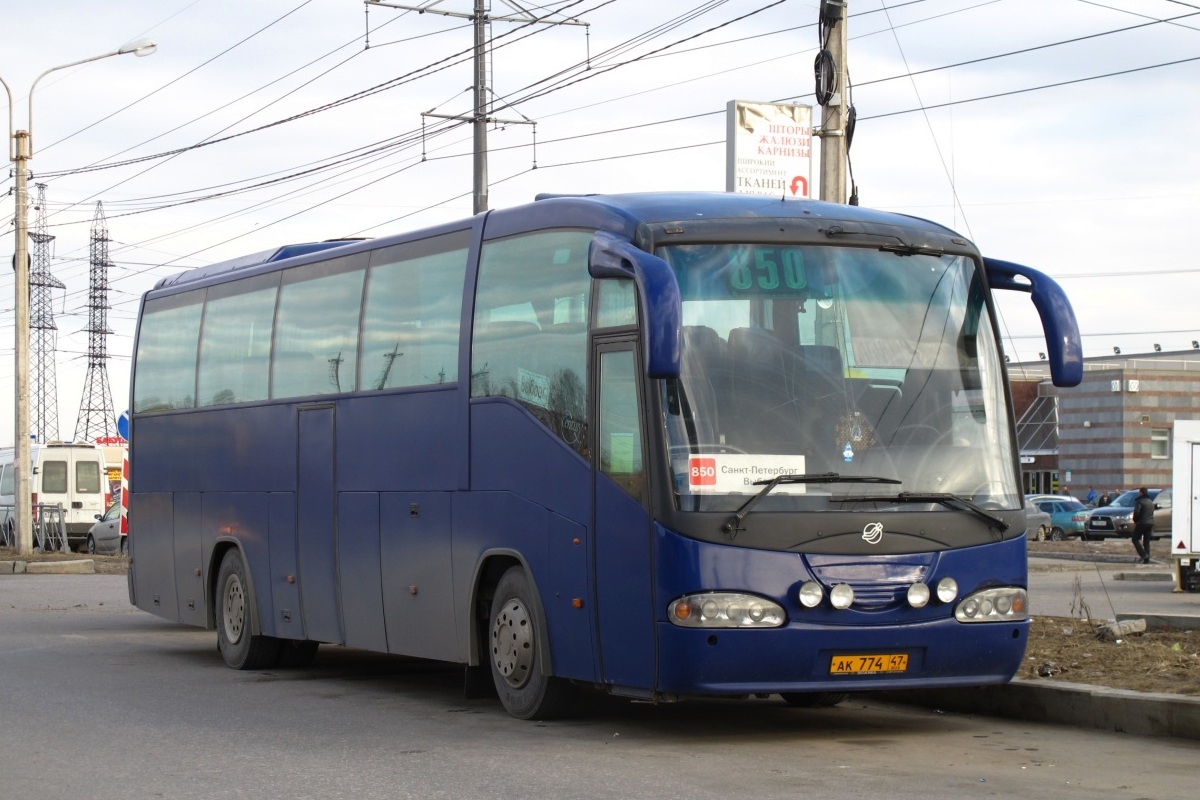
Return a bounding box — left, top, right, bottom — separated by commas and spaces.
1131, 487, 1155, 564
1086, 486, 1097, 505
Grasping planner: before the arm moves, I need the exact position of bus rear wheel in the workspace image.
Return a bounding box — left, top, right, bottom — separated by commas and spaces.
488, 566, 575, 720
216, 549, 280, 670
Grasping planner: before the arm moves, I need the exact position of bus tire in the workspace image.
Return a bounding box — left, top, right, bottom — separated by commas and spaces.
216, 549, 280, 670
780, 692, 847, 708
488, 566, 575, 720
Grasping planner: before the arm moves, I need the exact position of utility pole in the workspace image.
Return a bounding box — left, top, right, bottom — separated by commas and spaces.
365, 0, 587, 214
816, 0, 849, 204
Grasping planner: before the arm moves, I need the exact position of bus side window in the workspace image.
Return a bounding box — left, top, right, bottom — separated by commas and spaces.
596, 278, 636, 328
273, 255, 366, 399
133, 293, 204, 412
598, 349, 644, 499
472, 230, 592, 456
361, 236, 469, 390
197, 273, 278, 407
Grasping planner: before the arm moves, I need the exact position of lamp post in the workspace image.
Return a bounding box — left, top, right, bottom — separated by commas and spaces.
2, 39, 156, 555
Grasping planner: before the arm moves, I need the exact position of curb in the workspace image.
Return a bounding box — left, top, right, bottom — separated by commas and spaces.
0, 559, 95, 575
881, 613, 1200, 741
880, 678, 1200, 740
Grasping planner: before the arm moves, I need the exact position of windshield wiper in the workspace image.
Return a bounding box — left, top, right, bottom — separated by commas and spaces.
837, 492, 1010, 534
877, 242, 945, 257
722, 473, 901, 537
819, 226, 945, 257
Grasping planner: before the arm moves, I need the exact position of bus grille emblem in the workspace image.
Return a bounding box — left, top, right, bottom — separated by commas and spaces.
862, 522, 884, 544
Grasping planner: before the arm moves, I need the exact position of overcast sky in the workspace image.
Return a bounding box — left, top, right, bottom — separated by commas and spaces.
2, 0, 1198, 445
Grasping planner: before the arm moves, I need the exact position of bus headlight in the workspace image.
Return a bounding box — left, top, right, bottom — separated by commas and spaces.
937, 577, 959, 603
798, 581, 824, 608
907, 582, 930, 608
668, 592, 785, 628
829, 583, 855, 610
954, 587, 1027, 623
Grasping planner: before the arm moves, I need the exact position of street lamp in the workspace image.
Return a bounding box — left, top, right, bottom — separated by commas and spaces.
2, 39, 156, 555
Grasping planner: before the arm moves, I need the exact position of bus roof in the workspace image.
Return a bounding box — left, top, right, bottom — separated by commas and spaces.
149, 192, 968, 294
153, 239, 370, 290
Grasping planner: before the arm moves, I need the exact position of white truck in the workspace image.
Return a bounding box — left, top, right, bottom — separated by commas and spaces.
0, 442, 109, 551
1170, 420, 1200, 592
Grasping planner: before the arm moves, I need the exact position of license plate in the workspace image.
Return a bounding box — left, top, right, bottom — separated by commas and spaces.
830, 653, 909, 675
1092, 519, 1111, 528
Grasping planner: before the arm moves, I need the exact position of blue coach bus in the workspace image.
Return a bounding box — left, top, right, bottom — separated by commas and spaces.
128, 191, 1081, 719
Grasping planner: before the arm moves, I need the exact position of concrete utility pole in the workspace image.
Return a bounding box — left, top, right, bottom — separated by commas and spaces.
364, 0, 587, 214
816, 0, 849, 204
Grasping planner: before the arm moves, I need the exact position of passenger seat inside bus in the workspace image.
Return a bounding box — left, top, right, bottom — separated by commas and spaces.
725, 326, 808, 453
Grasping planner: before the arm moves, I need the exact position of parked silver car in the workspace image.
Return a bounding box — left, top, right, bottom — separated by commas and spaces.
1024, 499, 1052, 541
1083, 489, 1172, 540
85, 503, 126, 555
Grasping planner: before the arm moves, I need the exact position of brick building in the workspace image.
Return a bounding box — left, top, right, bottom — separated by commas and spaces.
1011, 348, 1200, 497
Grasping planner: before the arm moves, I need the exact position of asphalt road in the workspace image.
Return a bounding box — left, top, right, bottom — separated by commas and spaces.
1028, 557, 1200, 620
1, 573, 1197, 800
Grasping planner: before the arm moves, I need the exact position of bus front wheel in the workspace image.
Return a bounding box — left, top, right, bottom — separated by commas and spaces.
216, 549, 280, 670
488, 567, 575, 720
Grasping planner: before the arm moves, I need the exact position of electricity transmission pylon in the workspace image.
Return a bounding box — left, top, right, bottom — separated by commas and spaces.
29, 183, 64, 443
74, 202, 118, 442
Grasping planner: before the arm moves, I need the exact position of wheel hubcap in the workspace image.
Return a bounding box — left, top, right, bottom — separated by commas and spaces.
223, 574, 246, 645
491, 597, 534, 689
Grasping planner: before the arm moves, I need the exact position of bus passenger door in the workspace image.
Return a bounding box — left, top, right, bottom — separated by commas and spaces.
592, 343, 656, 690
297, 404, 342, 644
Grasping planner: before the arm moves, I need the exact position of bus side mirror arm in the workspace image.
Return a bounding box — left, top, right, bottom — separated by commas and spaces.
984, 257, 1083, 388
589, 231, 681, 378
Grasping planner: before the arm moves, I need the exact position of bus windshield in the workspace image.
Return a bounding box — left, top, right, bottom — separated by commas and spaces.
660, 242, 1019, 513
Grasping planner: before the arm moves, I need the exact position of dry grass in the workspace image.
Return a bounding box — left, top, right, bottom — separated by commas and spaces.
1022, 614, 1200, 696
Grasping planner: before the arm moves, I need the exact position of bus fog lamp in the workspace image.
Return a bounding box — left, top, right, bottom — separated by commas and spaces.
954, 587, 1028, 623
906, 582, 930, 608
829, 583, 854, 610
936, 577, 959, 603
668, 592, 784, 628
798, 582, 824, 608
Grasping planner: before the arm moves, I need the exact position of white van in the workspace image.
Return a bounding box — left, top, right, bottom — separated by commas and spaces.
0, 442, 109, 551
